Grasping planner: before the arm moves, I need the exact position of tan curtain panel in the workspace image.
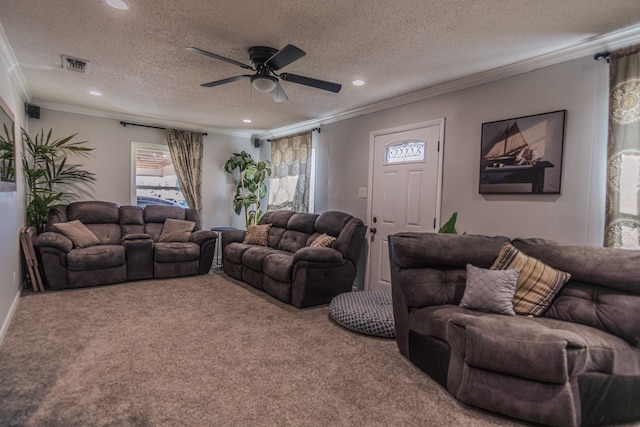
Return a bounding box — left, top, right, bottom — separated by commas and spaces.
165, 129, 204, 224
268, 131, 312, 212
605, 45, 640, 249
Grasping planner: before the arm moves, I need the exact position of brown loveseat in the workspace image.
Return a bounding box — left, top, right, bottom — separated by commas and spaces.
389, 232, 640, 427
36, 201, 217, 290
221, 210, 366, 308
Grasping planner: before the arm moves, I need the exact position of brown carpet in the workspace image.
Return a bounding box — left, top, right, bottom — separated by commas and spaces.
0, 273, 529, 426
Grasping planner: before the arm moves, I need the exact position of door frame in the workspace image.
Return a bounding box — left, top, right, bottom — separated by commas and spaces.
364, 118, 446, 291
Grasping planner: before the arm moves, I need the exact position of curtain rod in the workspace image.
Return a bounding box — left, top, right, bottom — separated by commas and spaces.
119, 121, 208, 136
594, 52, 610, 63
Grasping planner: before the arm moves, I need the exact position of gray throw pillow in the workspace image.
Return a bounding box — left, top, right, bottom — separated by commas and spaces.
459, 263, 520, 316
158, 218, 195, 242
53, 220, 101, 248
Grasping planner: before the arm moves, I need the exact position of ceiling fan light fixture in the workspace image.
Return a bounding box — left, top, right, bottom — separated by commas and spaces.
251, 75, 277, 93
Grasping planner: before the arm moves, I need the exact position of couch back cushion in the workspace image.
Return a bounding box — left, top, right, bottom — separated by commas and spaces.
277, 213, 318, 252
389, 233, 510, 308
144, 205, 192, 241
513, 238, 640, 346
120, 205, 145, 235
66, 201, 121, 245
259, 210, 295, 249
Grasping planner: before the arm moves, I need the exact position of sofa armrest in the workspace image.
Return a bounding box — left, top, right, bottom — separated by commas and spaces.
36, 231, 73, 253
221, 229, 245, 244
293, 247, 344, 264
122, 233, 152, 242
190, 229, 218, 245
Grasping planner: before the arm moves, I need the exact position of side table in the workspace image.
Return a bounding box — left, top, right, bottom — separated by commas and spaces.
211, 227, 236, 270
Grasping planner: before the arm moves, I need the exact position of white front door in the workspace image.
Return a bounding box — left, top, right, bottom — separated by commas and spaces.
366, 120, 444, 292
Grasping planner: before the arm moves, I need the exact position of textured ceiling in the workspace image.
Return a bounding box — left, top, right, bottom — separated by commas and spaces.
1, 0, 640, 137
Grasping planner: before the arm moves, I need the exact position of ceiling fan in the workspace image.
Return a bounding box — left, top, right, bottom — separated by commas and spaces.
187, 44, 342, 102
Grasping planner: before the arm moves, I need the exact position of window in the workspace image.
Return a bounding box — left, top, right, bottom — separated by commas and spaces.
385, 140, 425, 164
132, 142, 186, 208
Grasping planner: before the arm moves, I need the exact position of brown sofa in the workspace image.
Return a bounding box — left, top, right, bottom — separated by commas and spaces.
221, 210, 366, 308
389, 232, 640, 427
36, 201, 217, 290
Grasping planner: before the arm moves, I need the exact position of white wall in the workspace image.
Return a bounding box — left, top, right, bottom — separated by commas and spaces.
0, 62, 25, 342
315, 56, 609, 246
33, 109, 256, 230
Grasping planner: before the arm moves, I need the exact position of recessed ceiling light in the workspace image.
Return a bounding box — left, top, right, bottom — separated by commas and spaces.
89, 90, 102, 96
243, 119, 252, 123
105, 0, 129, 10
352, 79, 365, 86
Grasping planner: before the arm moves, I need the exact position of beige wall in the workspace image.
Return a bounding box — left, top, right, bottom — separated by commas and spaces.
31, 110, 258, 231
315, 56, 608, 246
0, 63, 25, 342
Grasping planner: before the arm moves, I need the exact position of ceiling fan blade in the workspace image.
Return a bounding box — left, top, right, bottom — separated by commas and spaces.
201, 75, 251, 88
187, 47, 254, 70
280, 73, 341, 93
265, 44, 306, 71
270, 82, 288, 103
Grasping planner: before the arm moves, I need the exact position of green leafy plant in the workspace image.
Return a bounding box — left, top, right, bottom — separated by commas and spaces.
22, 128, 96, 233
223, 150, 271, 227
439, 212, 465, 234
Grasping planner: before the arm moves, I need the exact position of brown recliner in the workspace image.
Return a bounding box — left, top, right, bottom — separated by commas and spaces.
36, 201, 217, 290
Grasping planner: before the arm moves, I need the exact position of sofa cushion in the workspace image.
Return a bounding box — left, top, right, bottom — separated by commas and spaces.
159, 218, 195, 242
546, 281, 640, 347
310, 233, 336, 248
243, 224, 272, 246
263, 253, 294, 283
287, 213, 318, 234
447, 313, 588, 384
459, 264, 519, 315
224, 242, 253, 264
67, 201, 119, 224
278, 230, 311, 252
242, 246, 280, 271
53, 220, 100, 248
154, 242, 200, 263
67, 245, 125, 270
491, 243, 570, 316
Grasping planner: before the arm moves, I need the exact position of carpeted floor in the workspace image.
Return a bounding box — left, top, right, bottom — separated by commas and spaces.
0, 273, 531, 426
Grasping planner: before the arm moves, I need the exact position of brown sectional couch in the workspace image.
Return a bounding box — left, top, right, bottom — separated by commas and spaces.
389, 232, 640, 427
36, 201, 217, 290
221, 210, 366, 308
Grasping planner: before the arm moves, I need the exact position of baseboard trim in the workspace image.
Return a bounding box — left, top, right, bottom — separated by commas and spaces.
0, 290, 20, 347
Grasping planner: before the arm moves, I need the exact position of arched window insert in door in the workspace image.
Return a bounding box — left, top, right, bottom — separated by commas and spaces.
384, 140, 426, 164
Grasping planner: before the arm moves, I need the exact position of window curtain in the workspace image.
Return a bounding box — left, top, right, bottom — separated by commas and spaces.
165, 129, 204, 224
605, 45, 640, 249
268, 130, 312, 212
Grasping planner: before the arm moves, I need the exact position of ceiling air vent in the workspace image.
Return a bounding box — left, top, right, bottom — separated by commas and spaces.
62, 55, 90, 73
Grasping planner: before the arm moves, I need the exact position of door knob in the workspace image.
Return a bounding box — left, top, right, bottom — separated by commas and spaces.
370, 227, 377, 234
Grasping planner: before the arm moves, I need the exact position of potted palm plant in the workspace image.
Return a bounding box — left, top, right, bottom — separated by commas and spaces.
224, 150, 271, 227
21, 128, 96, 233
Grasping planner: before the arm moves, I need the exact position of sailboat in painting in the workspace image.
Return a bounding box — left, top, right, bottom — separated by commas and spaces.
483, 122, 540, 167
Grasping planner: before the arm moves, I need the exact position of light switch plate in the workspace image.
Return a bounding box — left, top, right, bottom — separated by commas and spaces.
358, 187, 367, 198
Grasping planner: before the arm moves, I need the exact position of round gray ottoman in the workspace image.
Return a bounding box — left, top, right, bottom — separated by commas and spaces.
329, 291, 395, 338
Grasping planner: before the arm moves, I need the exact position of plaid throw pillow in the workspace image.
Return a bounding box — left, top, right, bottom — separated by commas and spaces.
310, 233, 336, 248
243, 224, 271, 246
491, 243, 571, 316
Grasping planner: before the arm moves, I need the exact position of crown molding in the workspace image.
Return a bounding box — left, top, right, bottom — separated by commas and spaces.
0, 22, 30, 103
32, 99, 256, 139
261, 23, 640, 139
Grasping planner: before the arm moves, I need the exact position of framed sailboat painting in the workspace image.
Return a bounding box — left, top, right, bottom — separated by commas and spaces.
479, 110, 566, 194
